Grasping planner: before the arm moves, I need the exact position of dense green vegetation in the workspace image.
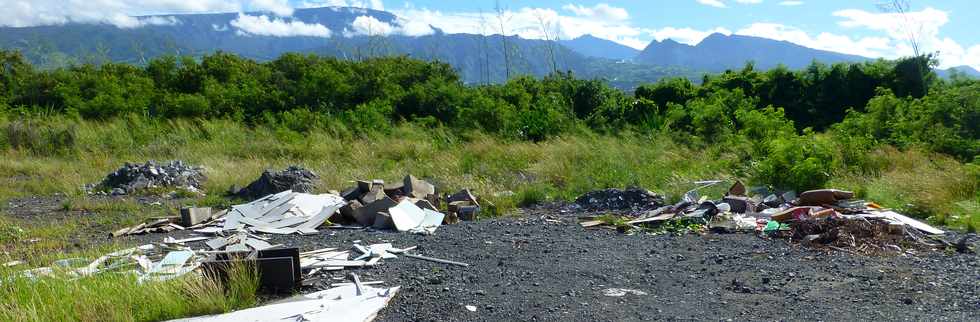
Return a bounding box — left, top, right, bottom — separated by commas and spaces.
0, 50, 976, 222
2, 50, 976, 176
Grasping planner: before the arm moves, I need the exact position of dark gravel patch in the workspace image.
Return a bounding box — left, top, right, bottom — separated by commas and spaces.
127, 213, 978, 321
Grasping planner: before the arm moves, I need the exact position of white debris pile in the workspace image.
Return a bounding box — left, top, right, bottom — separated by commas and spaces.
17, 243, 205, 283
300, 242, 469, 282
170, 274, 400, 322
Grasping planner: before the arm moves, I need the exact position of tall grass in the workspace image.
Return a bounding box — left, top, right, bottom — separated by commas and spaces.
0, 115, 975, 228
0, 260, 259, 322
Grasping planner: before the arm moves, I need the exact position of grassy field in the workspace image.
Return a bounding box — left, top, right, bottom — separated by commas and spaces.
0, 116, 976, 321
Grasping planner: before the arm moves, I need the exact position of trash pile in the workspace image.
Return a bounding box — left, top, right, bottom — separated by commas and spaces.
581, 181, 949, 253
234, 166, 320, 200
18, 242, 206, 283
91, 160, 206, 196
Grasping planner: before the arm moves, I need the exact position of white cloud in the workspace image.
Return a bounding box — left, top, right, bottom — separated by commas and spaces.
392, 6, 647, 49
299, 0, 383, 10
249, 0, 293, 16
648, 27, 733, 45
778, 1, 803, 6
397, 18, 435, 36
736, 23, 892, 58
0, 0, 241, 28
345, 15, 394, 36
696, 0, 765, 8
830, 7, 979, 69
562, 3, 629, 21
230, 14, 332, 37
343, 14, 433, 37
140, 16, 181, 26
696, 0, 727, 8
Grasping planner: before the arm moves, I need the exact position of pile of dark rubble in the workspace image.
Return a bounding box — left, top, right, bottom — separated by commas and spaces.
580, 181, 960, 254
574, 187, 665, 213
234, 166, 320, 200
91, 160, 206, 196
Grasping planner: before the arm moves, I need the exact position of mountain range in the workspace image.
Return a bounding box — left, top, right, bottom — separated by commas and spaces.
1, 6, 976, 87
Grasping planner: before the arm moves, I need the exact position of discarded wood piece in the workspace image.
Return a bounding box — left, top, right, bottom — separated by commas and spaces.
402, 253, 470, 267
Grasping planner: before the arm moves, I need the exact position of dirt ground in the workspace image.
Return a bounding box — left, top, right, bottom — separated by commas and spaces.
6, 197, 979, 321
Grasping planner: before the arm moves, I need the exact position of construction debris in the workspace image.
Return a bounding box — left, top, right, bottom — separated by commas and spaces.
235, 166, 320, 201
172, 274, 399, 322
15, 243, 204, 283
579, 182, 948, 253
91, 160, 206, 195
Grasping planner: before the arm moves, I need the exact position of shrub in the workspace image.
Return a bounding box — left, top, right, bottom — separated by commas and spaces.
2, 119, 76, 155
754, 131, 835, 191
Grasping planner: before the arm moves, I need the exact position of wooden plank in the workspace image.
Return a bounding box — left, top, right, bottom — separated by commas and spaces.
882, 211, 944, 235
579, 220, 604, 228
627, 213, 675, 225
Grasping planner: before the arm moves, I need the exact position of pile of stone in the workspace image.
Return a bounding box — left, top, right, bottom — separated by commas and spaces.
574, 187, 665, 213
234, 166, 320, 200
95, 160, 206, 195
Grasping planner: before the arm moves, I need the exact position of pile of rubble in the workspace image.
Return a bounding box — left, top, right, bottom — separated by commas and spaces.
91, 160, 206, 196
582, 181, 950, 254
575, 187, 664, 213
111, 174, 484, 241
333, 175, 482, 230
234, 166, 320, 200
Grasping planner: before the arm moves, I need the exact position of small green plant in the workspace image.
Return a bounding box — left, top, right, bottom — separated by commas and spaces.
0, 219, 25, 243
645, 219, 706, 235
515, 184, 552, 207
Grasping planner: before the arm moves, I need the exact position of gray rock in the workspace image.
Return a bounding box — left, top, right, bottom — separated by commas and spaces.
236, 166, 320, 201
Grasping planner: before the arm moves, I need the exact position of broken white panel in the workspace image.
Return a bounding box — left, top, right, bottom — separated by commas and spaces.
250, 227, 297, 235
238, 216, 273, 228
169, 285, 400, 322
388, 200, 426, 232
368, 243, 398, 259
265, 216, 309, 229
149, 251, 195, 274
222, 210, 243, 231
194, 227, 224, 234
298, 202, 346, 230
290, 193, 346, 217
409, 209, 445, 234
880, 211, 944, 235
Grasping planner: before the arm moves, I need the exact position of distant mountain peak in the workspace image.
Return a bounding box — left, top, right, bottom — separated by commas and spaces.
561, 34, 639, 60
636, 31, 868, 72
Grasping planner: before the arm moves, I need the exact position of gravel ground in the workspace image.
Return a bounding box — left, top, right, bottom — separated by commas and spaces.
134, 211, 978, 321
7, 197, 979, 321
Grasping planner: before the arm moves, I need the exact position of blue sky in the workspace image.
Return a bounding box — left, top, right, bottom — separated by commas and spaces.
370, 0, 980, 68
2, 0, 978, 68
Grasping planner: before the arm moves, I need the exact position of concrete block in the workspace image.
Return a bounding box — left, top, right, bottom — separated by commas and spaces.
340, 200, 363, 221
180, 207, 212, 226
354, 196, 397, 227
403, 175, 435, 199
372, 212, 394, 230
